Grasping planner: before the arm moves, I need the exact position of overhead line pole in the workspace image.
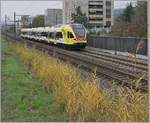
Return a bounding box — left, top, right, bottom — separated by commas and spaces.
14, 12, 16, 40
13, 12, 32, 39
5, 15, 7, 40
4, 12, 31, 41
56, 12, 58, 25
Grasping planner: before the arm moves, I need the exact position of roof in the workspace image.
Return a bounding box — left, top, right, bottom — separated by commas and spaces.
20, 23, 85, 32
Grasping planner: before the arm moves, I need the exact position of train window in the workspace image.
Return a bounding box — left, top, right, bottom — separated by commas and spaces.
37, 32, 40, 36
71, 24, 85, 37
49, 32, 55, 39
56, 32, 63, 39
36, 32, 39, 36
22, 32, 26, 35
41, 32, 48, 37
67, 32, 74, 39
27, 32, 30, 35
29, 32, 32, 35
34, 32, 38, 36
32, 32, 36, 36
37, 32, 42, 36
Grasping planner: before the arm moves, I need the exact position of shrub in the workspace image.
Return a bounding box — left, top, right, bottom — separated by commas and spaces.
10, 42, 148, 122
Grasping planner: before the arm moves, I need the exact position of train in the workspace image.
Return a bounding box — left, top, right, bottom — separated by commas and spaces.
20, 24, 87, 49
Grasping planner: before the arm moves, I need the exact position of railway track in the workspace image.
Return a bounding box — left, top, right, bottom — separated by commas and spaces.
4, 34, 148, 91
85, 47, 148, 65
83, 48, 148, 71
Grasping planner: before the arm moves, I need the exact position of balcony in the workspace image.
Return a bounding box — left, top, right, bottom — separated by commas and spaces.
89, 10, 103, 15
106, 6, 111, 10
89, 5, 103, 9
89, 2, 103, 6
89, 8, 103, 11
106, 18, 112, 21
89, 14, 103, 18
89, 21, 103, 24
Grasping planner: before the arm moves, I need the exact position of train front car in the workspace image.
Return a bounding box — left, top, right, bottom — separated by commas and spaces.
67, 24, 87, 49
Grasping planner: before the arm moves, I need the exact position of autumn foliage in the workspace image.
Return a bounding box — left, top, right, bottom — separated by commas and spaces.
112, 2, 147, 38
10, 42, 148, 122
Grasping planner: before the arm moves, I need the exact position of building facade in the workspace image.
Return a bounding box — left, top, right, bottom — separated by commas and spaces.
45, 9, 63, 27
63, 0, 114, 29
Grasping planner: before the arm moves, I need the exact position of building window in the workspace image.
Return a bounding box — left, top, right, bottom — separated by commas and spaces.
105, 21, 111, 27
106, 14, 111, 18
89, 1, 103, 3
106, 9, 111, 18
89, 17, 103, 21
96, 24, 103, 28
96, 11, 103, 15
88, 23, 103, 29
89, 5, 103, 9
106, 1, 111, 6
89, 11, 103, 15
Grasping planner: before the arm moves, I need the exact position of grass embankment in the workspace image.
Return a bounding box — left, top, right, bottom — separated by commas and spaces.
2, 39, 149, 122
1, 39, 68, 121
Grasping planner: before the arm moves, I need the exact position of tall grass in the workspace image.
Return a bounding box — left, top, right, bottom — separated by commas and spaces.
10, 42, 148, 122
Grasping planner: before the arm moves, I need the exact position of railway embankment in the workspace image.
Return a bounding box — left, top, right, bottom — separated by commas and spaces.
4, 33, 148, 91
1, 39, 68, 121
2, 38, 149, 122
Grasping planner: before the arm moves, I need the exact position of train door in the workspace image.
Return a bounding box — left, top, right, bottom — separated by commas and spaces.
67, 31, 75, 44
55, 32, 63, 44
49, 32, 55, 44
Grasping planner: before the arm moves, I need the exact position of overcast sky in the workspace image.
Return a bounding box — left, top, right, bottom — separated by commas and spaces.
1, 0, 137, 23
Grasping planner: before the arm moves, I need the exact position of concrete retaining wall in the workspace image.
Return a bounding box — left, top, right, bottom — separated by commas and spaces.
87, 35, 148, 55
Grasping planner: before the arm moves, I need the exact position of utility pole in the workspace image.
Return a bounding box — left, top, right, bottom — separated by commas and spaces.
56, 12, 58, 25
30, 16, 32, 28
148, 0, 150, 99
14, 12, 16, 39
4, 13, 31, 40
13, 12, 31, 38
5, 15, 7, 40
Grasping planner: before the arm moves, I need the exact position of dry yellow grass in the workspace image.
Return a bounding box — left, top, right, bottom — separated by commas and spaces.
10, 42, 148, 122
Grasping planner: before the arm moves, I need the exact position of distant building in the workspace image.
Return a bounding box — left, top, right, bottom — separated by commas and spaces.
45, 9, 63, 27
63, 0, 114, 29
21, 15, 32, 28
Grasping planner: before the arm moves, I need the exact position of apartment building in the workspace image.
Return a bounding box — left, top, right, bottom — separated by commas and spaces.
45, 9, 62, 27
63, 0, 114, 29
21, 15, 32, 28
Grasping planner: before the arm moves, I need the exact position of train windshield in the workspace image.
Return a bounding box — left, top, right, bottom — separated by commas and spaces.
71, 24, 86, 37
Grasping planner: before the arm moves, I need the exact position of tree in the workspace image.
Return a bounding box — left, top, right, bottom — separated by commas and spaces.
122, 3, 134, 23
127, 2, 147, 37
111, 2, 147, 38
32, 15, 45, 27
111, 3, 135, 37
71, 6, 88, 27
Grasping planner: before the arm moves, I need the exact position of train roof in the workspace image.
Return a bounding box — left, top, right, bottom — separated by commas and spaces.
20, 23, 85, 32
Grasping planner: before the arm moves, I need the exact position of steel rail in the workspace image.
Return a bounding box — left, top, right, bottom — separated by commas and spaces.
79, 51, 147, 71
4, 34, 148, 91
84, 47, 148, 65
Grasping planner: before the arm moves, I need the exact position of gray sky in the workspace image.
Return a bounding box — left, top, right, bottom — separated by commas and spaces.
1, 0, 137, 23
